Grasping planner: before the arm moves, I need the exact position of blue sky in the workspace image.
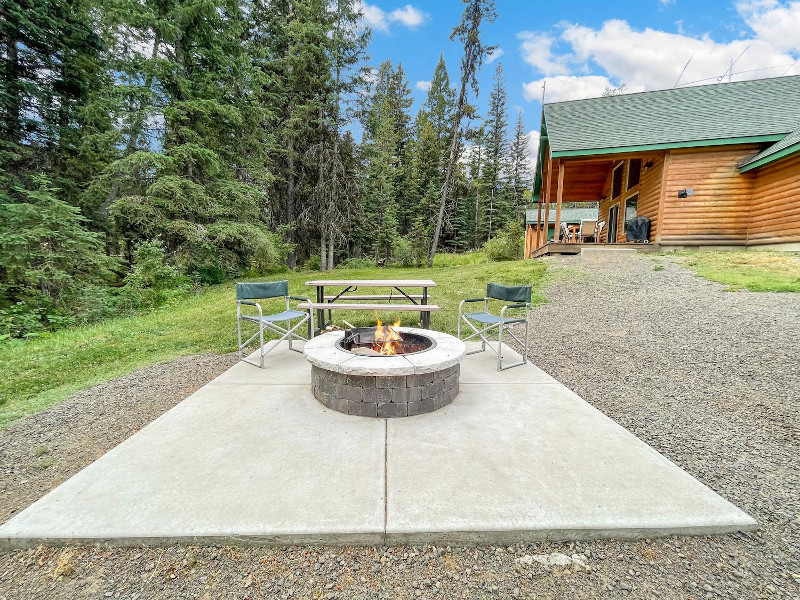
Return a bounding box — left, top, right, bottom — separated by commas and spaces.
361, 0, 800, 156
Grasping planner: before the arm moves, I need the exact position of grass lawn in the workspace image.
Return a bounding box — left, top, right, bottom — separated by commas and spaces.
0, 255, 546, 428
669, 250, 800, 292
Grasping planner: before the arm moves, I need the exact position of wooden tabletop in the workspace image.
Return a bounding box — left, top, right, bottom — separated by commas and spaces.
305, 279, 437, 287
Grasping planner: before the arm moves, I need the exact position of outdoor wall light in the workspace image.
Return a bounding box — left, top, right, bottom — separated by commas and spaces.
644, 161, 653, 170
677, 188, 694, 198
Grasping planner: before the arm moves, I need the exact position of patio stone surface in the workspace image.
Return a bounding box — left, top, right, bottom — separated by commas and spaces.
0, 341, 756, 548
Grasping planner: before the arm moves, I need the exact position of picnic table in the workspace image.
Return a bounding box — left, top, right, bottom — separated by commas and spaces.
300, 279, 438, 333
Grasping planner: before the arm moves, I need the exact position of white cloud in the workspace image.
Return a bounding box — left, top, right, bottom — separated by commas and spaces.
518, 32, 570, 76
416, 80, 432, 92
526, 130, 541, 171
359, 3, 390, 32
737, 0, 800, 53
389, 4, 427, 29
523, 75, 619, 103
658, 0, 676, 6
520, 15, 799, 104
486, 47, 505, 64
357, 2, 428, 33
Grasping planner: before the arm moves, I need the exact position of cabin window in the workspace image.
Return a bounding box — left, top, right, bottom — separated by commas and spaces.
623, 195, 638, 232
611, 163, 624, 199
627, 159, 642, 189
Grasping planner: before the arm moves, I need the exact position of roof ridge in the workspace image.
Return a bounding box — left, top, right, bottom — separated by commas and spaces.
543, 74, 800, 107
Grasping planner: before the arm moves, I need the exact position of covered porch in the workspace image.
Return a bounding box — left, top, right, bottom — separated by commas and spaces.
525, 145, 665, 258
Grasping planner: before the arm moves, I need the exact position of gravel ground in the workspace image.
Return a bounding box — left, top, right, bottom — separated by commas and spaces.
1, 253, 799, 600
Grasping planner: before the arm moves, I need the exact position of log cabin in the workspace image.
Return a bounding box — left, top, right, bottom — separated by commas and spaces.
526, 75, 800, 258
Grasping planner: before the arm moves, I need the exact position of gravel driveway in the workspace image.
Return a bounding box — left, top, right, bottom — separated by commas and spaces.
1, 252, 798, 600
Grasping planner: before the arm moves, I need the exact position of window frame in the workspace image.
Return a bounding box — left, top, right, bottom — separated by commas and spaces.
627, 159, 642, 190
611, 162, 624, 200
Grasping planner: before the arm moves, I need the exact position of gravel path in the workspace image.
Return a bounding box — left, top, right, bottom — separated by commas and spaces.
1, 253, 799, 599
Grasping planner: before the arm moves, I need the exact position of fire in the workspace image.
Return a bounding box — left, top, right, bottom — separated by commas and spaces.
372, 318, 403, 355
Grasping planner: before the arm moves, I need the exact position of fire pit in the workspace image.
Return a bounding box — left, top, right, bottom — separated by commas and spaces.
303, 324, 466, 418
337, 325, 435, 356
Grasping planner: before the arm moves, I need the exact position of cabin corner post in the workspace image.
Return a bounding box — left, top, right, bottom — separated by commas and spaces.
655, 151, 670, 244
554, 160, 565, 242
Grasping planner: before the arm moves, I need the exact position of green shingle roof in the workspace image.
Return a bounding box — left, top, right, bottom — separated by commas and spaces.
525, 207, 598, 224
739, 126, 800, 172
543, 75, 800, 157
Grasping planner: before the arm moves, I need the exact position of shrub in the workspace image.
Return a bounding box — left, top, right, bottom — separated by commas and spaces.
117, 240, 191, 311
483, 222, 524, 262
336, 257, 374, 270
305, 254, 321, 271
0, 176, 118, 338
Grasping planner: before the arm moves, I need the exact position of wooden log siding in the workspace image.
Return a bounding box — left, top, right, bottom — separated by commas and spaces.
748, 153, 800, 245
659, 145, 761, 245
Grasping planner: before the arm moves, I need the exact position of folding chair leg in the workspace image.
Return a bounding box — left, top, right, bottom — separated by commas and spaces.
259, 325, 264, 368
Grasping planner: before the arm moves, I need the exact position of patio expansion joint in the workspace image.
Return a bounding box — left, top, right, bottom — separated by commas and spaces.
383, 419, 388, 545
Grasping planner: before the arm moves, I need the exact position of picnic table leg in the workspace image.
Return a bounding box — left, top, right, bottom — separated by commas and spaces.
421, 287, 430, 329
316, 286, 325, 332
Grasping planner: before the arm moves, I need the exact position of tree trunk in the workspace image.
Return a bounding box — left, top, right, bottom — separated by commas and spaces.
327, 239, 334, 270
320, 233, 327, 271
286, 138, 297, 269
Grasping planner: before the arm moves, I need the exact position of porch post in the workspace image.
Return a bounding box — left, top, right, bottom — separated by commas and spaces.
542, 157, 552, 244
535, 195, 543, 248
554, 160, 564, 242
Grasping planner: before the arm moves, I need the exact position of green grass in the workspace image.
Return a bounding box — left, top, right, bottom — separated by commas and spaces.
670, 250, 800, 292
0, 259, 547, 428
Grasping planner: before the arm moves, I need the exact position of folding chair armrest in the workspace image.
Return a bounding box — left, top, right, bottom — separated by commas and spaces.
502, 303, 529, 311
459, 297, 487, 316
289, 296, 311, 303
500, 303, 530, 318
237, 299, 263, 318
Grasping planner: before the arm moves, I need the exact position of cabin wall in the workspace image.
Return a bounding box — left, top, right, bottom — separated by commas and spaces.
747, 153, 800, 246
659, 145, 760, 245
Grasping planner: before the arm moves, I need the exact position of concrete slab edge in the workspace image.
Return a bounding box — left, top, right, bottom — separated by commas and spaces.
0, 520, 758, 551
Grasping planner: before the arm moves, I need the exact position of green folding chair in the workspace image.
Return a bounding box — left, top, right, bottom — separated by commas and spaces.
457, 283, 531, 371
236, 281, 313, 368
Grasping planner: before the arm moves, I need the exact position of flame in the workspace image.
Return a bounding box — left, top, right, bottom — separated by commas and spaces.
372, 318, 403, 355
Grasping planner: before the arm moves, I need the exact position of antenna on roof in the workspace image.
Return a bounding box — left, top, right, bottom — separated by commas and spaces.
718, 45, 750, 83
541, 80, 547, 105
674, 53, 695, 87
784, 58, 799, 76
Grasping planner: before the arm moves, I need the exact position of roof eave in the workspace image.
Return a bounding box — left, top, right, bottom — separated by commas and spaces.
550, 134, 787, 159
738, 141, 800, 172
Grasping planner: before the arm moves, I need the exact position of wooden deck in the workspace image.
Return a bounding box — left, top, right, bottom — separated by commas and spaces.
530, 242, 661, 258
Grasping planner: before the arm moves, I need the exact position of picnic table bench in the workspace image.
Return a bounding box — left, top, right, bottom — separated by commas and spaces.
303, 279, 438, 333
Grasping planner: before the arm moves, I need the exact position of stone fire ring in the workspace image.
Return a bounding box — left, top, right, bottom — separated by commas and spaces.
303, 328, 466, 418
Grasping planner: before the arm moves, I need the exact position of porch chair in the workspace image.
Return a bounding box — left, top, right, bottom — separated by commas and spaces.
559, 222, 572, 243
236, 281, 313, 368
578, 219, 598, 243
457, 283, 532, 371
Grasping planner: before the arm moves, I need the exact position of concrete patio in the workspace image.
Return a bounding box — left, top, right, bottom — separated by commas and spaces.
0, 341, 756, 548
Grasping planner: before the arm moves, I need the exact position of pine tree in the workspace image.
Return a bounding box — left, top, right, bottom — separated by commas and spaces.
360, 59, 413, 263
108, 0, 284, 276
508, 109, 532, 220
481, 62, 510, 239
428, 0, 497, 267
